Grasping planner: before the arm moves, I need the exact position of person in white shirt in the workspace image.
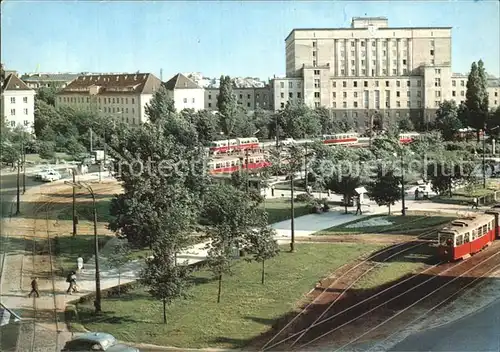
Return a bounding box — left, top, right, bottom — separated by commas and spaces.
77, 255, 84, 272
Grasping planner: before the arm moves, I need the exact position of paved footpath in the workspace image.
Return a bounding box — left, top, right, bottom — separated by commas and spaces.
0, 177, 482, 351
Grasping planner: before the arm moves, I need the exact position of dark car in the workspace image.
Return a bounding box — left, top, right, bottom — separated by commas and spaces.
61, 332, 139, 352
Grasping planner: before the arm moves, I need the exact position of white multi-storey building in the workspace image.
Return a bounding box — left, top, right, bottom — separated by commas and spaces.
56, 73, 162, 125
1, 74, 35, 133
272, 17, 500, 129
20, 73, 80, 89
164, 73, 204, 111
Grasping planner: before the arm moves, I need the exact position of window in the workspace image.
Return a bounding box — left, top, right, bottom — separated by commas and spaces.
281, 102, 285, 108
351, 41, 355, 47
396, 112, 400, 118
24, 120, 29, 126
435, 69, 441, 74
403, 68, 407, 74
10, 97, 15, 103
392, 69, 397, 74
297, 92, 301, 98
132, 98, 135, 104
312, 41, 316, 47
361, 60, 365, 66
375, 81, 379, 87
351, 69, 355, 75
342, 81, 347, 88
362, 69, 366, 75
385, 81, 390, 87
332, 102, 337, 108
112, 98, 115, 103
333, 92, 336, 98
343, 92, 347, 98
435, 101, 440, 107
280, 93, 284, 98
402, 59, 407, 65
354, 92, 358, 98
452, 80, 456, 87
341, 69, 345, 75
332, 81, 337, 88
246, 94, 251, 99
393, 60, 397, 65
396, 101, 401, 107
417, 100, 422, 107
192, 98, 195, 103
314, 79, 320, 88
383, 69, 387, 75
385, 101, 390, 108
435, 78, 441, 87
452, 91, 456, 97
132, 108, 135, 114
314, 102, 320, 108
289, 92, 293, 98
495, 92, 498, 97
351, 50, 355, 56
353, 81, 358, 87
461, 80, 465, 86
10, 109, 15, 115
354, 101, 358, 108
126, 108, 129, 113
313, 70, 320, 75
23, 108, 28, 115
396, 91, 401, 97
208, 103, 212, 108
430, 49, 435, 55
313, 60, 317, 66
126, 98, 128, 104
461, 91, 465, 96
313, 51, 316, 57
280, 82, 284, 88
407, 101, 411, 107
314, 92, 320, 98
247, 102, 251, 107
407, 81, 410, 87
239, 94, 243, 99
183, 98, 187, 103
396, 81, 401, 87
208, 94, 212, 100
436, 91, 441, 97
343, 102, 347, 108
417, 80, 422, 87
23, 97, 28, 103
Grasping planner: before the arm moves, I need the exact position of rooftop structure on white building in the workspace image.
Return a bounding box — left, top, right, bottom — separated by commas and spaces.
1, 73, 35, 133
20, 72, 81, 89
164, 73, 204, 111
55, 72, 162, 125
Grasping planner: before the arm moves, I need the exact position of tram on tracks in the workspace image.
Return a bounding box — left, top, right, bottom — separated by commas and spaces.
399, 132, 420, 144
321, 132, 359, 145
437, 209, 500, 261
209, 137, 259, 154
207, 154, 270, 174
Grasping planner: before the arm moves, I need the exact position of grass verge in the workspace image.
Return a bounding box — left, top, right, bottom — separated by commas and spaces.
316, 215, 453, 235
71, 243, 382, 349
262, 198, 311, 224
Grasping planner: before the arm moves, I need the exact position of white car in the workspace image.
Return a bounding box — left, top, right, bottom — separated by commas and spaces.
34, 168, 55, 180
41, 171, 61, 182
281, 138, 295, 146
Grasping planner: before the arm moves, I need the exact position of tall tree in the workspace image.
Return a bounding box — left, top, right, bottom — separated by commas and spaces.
217, 76, 238, 137
279, 102, 322, 139
245, 225, 279, 284
367, 165, 401, 214
35, 86, 59, 106
140, 236, 191, 324
144, 85, 176, 123
397, 116, 414, 132
435, 100, 462, 141
465, 60, 489, 141
106, 239, 131, 297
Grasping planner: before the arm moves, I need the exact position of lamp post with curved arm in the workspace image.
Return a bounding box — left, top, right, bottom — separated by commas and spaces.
64, 180, 101, 313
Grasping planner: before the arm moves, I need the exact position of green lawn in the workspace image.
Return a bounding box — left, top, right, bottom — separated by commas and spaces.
262, 198, 311, 224
316, 215, 454, 235
72, 243, 382, 349
431, 181, 500, 205
57, 199, 114, 223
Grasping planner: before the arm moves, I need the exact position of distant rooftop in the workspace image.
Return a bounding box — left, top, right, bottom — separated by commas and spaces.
58, 73, 162, 95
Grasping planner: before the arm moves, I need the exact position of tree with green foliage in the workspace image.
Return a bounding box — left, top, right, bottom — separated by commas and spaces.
278, 102, 321, 139
106, 239, 131, 297
398, 116, 414, 132
202, 183, 265, 302
324, 164, 361, 214
435, 100, 462, 141
367, 165, 401, 214
217, 76, 238, 137
465, 60, 489, 141
34, 99, 60, 138
140, 236, 191, 324
245, 225, 279, 284
145, 85, 176, 123
36, 86, 59, 106
38, 140, 56, 160
186, 109, 219, 145
251, 108, 272, 140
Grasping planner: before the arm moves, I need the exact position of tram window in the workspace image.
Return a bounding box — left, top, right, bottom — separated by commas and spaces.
463, 232, 470, 243
483, 225, 487, 234
472, 230, 476, 240
455, 235, 463, 246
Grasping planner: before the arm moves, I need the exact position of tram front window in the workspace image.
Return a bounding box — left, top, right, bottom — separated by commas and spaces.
439, 232, 453, 246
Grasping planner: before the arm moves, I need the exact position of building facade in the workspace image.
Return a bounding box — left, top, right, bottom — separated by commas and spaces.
1, 74, 35, 133
55, 73, 162, 125
204, 86, 272, 111
272, 17, 500, 130
20, 73, 80, 89
164, 73, 205, 111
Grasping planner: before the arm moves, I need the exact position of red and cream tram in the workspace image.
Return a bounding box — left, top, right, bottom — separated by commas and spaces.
209, 137, 259, 154
207, 154, 270, 175
321, 132, 359, 145
437, 212, 500, 261
399, 132, 420, 144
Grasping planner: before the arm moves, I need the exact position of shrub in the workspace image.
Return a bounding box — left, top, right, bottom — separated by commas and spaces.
295, 193, 314, 202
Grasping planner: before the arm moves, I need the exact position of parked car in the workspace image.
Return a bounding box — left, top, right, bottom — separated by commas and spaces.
41, 171, 61, 182
34, 168, 55, 180
280, 138, 295, 146
61, 332, 139, 352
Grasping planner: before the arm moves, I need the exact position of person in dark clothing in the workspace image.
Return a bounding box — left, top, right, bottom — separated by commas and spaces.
66, 271, 77, 294
355, 197, 362, 215
28, 277, 40, 298
414, 188, 419, 200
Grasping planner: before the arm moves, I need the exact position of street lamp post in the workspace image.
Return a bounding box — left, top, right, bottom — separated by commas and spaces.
15, 158, 20, 215
290, 172, 295, 252
64, 181, 101, 313
400, 152, 406, 216
22, 136, 26, 194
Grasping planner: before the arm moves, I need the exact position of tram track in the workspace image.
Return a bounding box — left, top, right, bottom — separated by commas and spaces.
258, 218, 442, 351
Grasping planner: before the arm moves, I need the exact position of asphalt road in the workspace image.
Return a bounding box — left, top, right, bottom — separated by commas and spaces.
389, 298, 500, 351
0, 172, 42, 217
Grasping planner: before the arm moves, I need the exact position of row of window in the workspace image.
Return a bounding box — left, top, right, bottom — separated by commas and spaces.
279, 81, 302, 89
313, 38, 426, 49
332, 80, 422, 88
333, 91, 422, 99
10, 108, 29, 116
7, 120, 31, 127
454, 221, 493, 246
9, 97, 29, 104
328, 101, 422, 109
207, 93, 270, 100
337, 68, 411, 76
59, 96, 136, 104
102, 107, 134, 114
339, 59, 408, 67
337, 50, 408, 59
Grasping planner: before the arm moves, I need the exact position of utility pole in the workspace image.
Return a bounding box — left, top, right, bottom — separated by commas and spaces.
275, 113, 280, 148
89, 127, 93, 153
72, 171, 77, 237
90, 188, 102, 313
15, 158, 20, 215
304, 143, 308, 192
400, 152, 406, 216
245, 149, 249, 193
483, 123, 487, 188
21, 138, 26, 194
290, 173, 295, 252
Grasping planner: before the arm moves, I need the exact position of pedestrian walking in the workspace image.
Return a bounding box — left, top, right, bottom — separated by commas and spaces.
271, 185, 275, 197
66, 271, 78, 294
77, 255, 84, 272
28, 277, 40, 298
472, 197, 479, 209
355, 197, 363, 215
415, 188, 419, 200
